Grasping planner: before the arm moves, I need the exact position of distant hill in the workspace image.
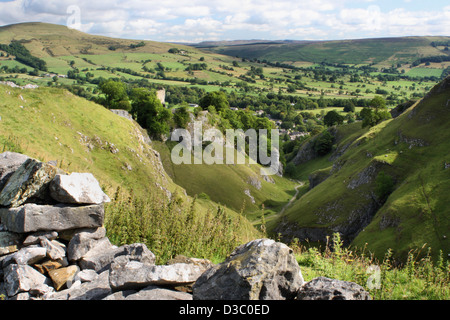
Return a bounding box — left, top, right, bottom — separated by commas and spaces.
192, 39, 312, 48
0, 22, 185, 58
202, 36, 450, 67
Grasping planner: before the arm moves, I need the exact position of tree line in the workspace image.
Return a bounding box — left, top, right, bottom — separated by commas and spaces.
0, 41, 47, 71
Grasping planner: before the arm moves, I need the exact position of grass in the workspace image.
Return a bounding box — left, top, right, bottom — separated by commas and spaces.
153, 140, 298, 219
0, 85, 172, 197
210, 36, 450, 65
274, 78, 450, 263
292, 233, 450, 300
104, 188, 261, 265
406, 67, 443, 78
0, 84, 262, 265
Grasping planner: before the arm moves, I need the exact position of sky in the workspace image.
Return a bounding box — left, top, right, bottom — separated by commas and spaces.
0, 0, 449, 43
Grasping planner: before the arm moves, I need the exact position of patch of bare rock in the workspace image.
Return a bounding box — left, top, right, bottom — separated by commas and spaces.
0, 152, 371, 300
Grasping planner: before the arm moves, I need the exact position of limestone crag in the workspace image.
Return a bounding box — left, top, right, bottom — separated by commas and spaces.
0, 152, 371, 300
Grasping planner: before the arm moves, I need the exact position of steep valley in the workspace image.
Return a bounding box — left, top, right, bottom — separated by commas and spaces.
273, 77, 450, 261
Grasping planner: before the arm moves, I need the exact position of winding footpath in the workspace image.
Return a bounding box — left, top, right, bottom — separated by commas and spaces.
279, 181, 304, 216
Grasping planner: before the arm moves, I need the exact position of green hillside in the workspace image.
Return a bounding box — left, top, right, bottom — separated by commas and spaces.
154, 140, 298, 220
1, 22, 449, 264
206, 36, 450, 67
273, 77, 450, 262
0, 85, 172, 196
0, 84, 262, 261
0, 22, 442, 105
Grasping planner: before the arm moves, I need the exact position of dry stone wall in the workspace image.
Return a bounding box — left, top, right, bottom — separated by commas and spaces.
0, 152, 371, 301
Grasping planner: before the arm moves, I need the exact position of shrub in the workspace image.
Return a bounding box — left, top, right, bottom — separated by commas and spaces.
104, 189, 245, 264
294, 233, 450, 300
375, 171, 394, 201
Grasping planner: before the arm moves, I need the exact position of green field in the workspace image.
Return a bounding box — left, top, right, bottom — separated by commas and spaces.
406, 67, 443, 78
0, 22, 444, 105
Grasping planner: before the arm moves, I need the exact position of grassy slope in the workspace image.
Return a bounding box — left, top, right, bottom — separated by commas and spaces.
0, 84, 261, 242
0, 22, 175, 57
153, 140, 298, 221
275, 78, 450, 261
0, 85, 178, 196
352, 79, 450, 259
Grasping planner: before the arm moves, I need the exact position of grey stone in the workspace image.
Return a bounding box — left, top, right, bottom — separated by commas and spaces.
0, 203, 104, 233
13, 247, 47, 265
124, 285, 193, 300
49, 172, 110, 204
29, 283, 55, 297
23, 231, 58, 246
0, 158, 58, 207
193, 239, 304, 300
0, 152, 29, 192
167, 255, 214, 272
79, 242, 155, 272
109, 258, 203, 291
102, 290, 137, 300
39, 238, 66, 260
67, 227, 106, 261
77, 237, 113, 271
4, 264, 50, 297
76, 269, 98, 283
296, 277, 371, 300
45, 270, 111, 300
10, 292, 31, 300
0, 231, 23, 256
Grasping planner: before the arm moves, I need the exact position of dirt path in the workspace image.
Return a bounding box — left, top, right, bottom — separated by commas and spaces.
278, 181, 304, 216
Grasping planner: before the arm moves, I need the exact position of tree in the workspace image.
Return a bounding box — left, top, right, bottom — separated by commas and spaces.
343, 101, 356, 113
199, 91, 229, 112
173, 106, 190, 129
313, 130, 334, 156
370, 95, 386, 112
361, 96, 391, 128
323, 110, 344, 127
131, 88, 172, 138
99, 80, 130, 110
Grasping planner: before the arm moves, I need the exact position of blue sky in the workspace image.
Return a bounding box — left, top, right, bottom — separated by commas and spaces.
0, 0, 448, 42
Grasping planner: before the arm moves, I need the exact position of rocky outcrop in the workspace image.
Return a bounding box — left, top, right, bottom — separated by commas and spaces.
308, 168, 331, 190
1, 152, 371, 301
193, 239, 305, 300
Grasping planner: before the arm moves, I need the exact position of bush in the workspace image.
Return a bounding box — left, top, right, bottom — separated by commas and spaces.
313, 130, 334, 156
375, 171, 394, 201
294, 233, 450, 300
104, 189, 246, 264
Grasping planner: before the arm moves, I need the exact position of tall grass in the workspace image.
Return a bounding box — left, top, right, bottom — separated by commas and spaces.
104, 188, 246, 264
293, 233, 450, 300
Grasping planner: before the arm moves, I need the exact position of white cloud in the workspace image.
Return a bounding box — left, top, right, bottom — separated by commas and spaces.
0, 0, 449, 41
